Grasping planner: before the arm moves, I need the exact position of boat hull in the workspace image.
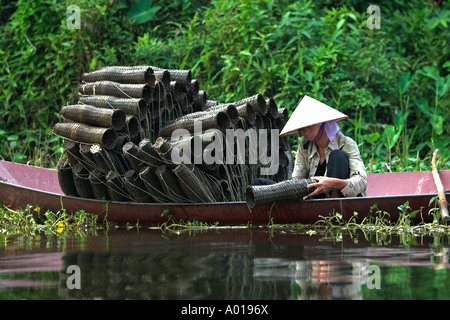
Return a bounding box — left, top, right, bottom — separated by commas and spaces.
0, 175, 445, 225
0, 160, 449, 225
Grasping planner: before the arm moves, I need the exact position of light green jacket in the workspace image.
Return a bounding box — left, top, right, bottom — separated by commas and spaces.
292, 132, 368, 197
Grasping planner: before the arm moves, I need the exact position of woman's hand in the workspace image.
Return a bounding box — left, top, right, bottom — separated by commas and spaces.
307, 176, 349, 197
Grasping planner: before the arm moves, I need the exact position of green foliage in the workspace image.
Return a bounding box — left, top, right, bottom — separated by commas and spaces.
0, 0, 448, 172
126, 0, 160, 24
156, 207, 219, 233
314, 198, 450, 237
0, 204, 99, 236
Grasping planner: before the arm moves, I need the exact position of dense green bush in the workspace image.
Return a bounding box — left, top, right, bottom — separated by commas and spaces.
0, 0, 448, 172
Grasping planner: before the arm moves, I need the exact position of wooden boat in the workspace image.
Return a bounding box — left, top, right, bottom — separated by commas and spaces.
0, 160, 449, 225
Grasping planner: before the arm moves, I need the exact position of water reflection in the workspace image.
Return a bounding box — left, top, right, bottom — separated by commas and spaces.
0, 228, 449, 300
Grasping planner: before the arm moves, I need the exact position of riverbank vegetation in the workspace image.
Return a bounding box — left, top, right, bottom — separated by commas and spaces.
0, 0, 448, 171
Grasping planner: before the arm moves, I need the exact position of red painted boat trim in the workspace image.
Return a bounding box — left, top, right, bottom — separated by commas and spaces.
0, 160, 449, 225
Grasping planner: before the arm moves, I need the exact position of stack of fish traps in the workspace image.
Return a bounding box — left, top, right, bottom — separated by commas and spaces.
53, 65, 294, 204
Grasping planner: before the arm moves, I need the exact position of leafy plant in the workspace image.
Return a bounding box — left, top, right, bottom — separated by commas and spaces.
0, 204, 99, 236
126, 0, 161, 24
0, 0, 448, 173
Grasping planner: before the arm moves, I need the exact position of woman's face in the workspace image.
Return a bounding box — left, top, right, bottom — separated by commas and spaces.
298, 125, 321, 141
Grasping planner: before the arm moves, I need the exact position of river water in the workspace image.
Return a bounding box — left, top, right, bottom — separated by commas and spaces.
0, 227, 449, 301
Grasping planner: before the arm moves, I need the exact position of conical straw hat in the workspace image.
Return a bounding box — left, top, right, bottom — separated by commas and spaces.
279, 95, 348, 137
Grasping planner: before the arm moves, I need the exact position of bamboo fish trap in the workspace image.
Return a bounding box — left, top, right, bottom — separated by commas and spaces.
60, 104, 126, 131
78, 81, 152, 101
53, 122, 118, 150
82, 67, 155, 87
245, 179, 316, 209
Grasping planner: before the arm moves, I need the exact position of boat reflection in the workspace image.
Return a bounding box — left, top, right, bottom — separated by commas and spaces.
52, 229, 450, 300
1, 228, 449, 299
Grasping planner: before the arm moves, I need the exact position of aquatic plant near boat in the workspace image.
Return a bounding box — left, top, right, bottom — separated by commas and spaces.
314, 198, 450, 237
0, 204, 99, 237
155, 207, 219, 233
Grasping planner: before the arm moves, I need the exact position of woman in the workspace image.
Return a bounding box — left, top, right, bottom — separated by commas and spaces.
292, 120, 368, 198
258, 95, 368, 198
